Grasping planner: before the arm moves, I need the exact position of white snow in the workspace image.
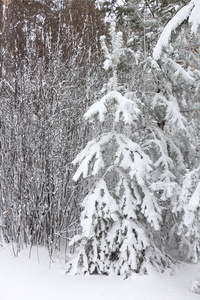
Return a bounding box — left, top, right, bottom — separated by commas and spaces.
1, 245, 200, 300
189, 1, 200, 34
187, 182, 200, 211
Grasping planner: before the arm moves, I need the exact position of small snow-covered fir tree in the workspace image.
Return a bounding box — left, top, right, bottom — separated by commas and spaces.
66, 22, 173, 277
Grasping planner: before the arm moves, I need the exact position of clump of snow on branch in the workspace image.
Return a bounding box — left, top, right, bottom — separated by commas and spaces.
153, 0, 200, 60
166, 58, 195, 85
152, 93, 187, 132
72, 133, 112, 181
81, 179, 119, 237
84, 91, 140, 124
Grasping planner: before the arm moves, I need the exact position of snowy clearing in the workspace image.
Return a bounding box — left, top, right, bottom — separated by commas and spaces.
0, 245, 200, 300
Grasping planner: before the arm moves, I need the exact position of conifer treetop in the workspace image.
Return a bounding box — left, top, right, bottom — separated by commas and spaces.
100, 22, 124, 71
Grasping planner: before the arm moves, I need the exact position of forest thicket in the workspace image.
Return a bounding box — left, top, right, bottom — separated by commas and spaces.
0, 0, 200, 276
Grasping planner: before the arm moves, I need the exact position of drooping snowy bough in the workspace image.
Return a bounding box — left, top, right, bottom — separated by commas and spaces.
153, 0, 200, 61
66, 22, 173, 277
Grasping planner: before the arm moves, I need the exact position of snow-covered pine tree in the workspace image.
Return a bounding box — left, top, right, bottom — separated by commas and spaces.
152, 0, 200, 260
152, 0, 200, 165
66, 22, 173, 277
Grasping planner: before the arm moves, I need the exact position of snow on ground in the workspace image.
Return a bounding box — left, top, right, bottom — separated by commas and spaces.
0, 245, 200, 300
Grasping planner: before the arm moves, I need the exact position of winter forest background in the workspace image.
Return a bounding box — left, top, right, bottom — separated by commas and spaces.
0, 0, 200, 278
